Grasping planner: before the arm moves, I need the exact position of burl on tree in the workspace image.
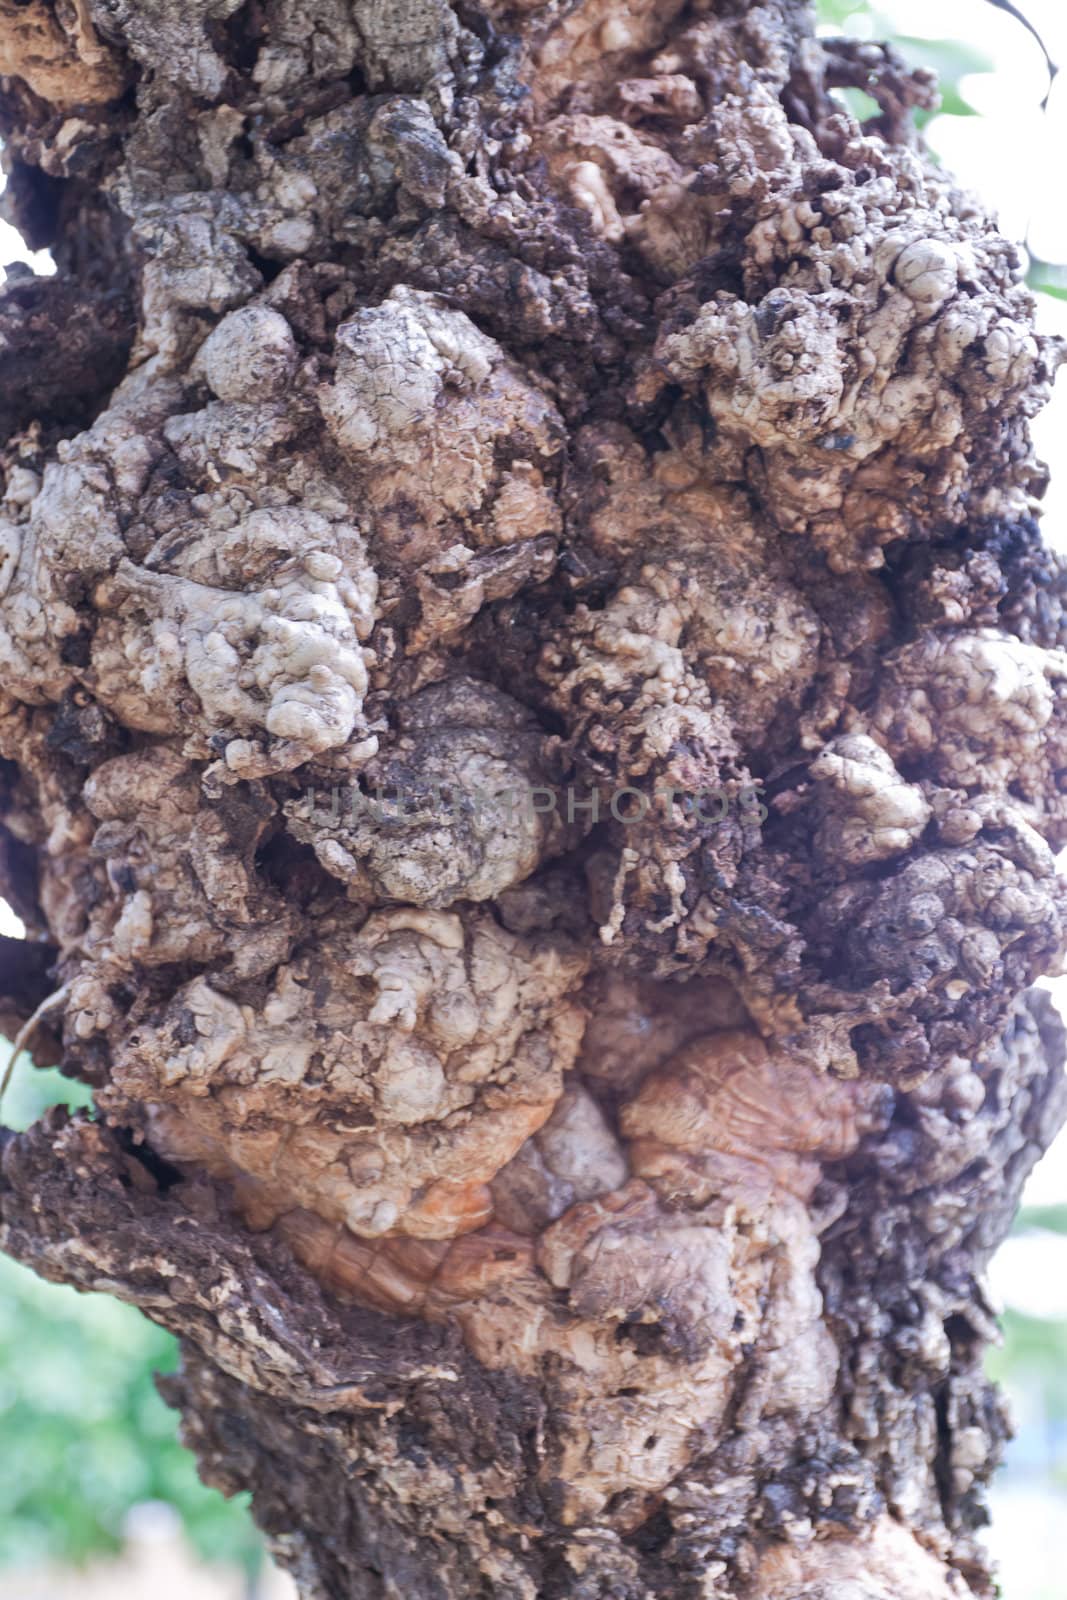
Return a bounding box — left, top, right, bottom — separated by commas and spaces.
0, 2, 1065, 1598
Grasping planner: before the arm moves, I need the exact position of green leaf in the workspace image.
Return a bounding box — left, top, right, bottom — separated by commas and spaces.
927, 84, 980, 119
1028, 260, 1067, 301
816, 0, 871, 27
0, 1049, 94, 1132
891, 35, 996, 82
834, 86, 882, 123
1015, 1202, 1067, 1235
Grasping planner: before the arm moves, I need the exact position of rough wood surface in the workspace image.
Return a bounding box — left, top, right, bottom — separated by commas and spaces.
0, 2, 1065, 1595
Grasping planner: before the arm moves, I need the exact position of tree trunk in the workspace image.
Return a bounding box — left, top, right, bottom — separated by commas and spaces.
1, 1, 1065, 1595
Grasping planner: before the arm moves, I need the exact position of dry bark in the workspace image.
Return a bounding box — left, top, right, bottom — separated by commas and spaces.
0, 2, 1065, 1596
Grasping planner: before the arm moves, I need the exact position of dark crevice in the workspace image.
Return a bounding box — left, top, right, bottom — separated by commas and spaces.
114, 1126, 186, 1192
1, 158, 62, 251
219, 0, 266, 76
244, 244, 285, 283
0, 266, 135, 445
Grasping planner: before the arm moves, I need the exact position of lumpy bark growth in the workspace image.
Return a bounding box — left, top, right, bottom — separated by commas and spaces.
1, 2, 1065, 1596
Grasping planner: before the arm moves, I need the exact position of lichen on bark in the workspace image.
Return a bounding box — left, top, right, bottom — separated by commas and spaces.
0, 1, 1065, 1596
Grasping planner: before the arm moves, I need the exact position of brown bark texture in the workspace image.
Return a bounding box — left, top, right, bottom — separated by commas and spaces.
0, 2, 1065, 1596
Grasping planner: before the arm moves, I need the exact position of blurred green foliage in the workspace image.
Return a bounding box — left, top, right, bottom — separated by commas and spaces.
0, 1255, 263, 1571
0, 1056, 263, 1572
818, 0, 993, 121
987, 1304, 1067, 1442
988, 1200, 1067, 1446
1016, 1202, 1067, 1234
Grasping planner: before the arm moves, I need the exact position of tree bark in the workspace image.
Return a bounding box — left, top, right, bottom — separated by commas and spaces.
0, 2, 1065, 1596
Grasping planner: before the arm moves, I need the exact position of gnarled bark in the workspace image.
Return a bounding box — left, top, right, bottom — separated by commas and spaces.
0, 2, 1065, 1596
